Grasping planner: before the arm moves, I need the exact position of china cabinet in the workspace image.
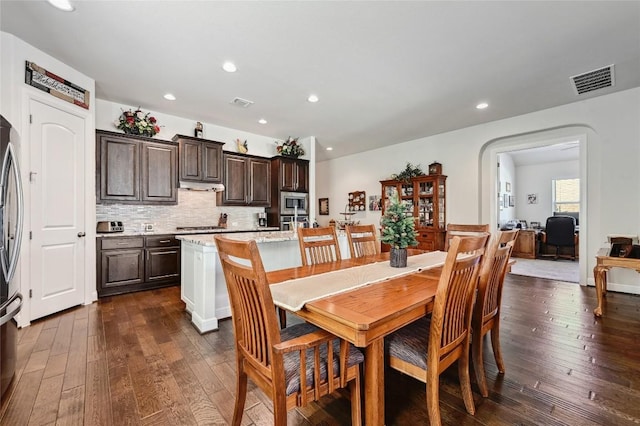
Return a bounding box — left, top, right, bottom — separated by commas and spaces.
380, 174, 447, 251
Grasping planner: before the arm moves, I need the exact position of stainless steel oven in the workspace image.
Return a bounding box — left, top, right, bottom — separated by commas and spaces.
280, 191, 308, 215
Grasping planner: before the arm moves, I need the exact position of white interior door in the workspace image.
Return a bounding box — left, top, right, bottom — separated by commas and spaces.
29, 99, 85, 321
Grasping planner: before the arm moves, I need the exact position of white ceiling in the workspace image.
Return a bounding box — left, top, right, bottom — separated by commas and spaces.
506, 141, 579, 166
1, 1, 639, 161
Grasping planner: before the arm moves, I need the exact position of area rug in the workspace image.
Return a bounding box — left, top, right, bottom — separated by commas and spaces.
509, 258, 579, 283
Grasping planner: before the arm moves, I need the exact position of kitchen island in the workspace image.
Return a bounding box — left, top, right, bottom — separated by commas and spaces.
178, 231, 300, 332
178, 230, 353, 333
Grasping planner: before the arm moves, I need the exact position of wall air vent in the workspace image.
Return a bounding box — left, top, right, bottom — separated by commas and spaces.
230, 97, 254, 108
570, 64, 615, 95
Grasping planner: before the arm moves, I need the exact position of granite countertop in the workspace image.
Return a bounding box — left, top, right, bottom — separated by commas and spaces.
97, 226, 280, 237
177, 230, 299, 246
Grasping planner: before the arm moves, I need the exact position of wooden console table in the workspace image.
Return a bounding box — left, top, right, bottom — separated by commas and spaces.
593, 247, 640, 316
512, 229, 537, 259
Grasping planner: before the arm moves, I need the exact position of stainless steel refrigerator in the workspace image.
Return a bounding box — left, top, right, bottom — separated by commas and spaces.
0, 115, 24, 400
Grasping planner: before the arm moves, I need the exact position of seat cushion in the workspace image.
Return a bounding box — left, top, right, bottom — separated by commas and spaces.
280, 322, 364, 396
385, 317, 431, 370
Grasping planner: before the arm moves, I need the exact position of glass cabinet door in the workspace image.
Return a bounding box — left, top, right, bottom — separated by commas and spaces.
417, 180, 435, 227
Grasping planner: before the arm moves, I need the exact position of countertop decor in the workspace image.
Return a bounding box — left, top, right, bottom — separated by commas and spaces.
275, 136, 304, 158
115, 107, 160, 137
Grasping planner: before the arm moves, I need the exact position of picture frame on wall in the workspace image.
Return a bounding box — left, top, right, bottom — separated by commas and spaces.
369, 195, 381, 211
506, 182, 511, 193
509, 195, 515, 207
319, 198, 329, 215
503, 194, 508, 208
527, 193, 538, 204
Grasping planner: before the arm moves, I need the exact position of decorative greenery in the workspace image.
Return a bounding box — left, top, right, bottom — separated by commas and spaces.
380, 195, 418, 249
115, 107, 160, 137
276, 137, 305, 157
390, 162, 425, 183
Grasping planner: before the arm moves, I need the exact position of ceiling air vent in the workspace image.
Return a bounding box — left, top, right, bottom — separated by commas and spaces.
570, 65, 615, 95
230, 97, 254, 108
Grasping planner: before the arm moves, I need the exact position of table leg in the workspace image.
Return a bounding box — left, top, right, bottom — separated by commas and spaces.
364, 338, 385, 426
593, 265, 607, 317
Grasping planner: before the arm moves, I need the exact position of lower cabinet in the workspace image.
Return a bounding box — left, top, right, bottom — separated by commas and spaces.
97, 235, 180, 297
512, 229, 537, 259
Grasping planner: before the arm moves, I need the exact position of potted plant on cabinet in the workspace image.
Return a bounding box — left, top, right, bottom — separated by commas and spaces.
380, 195, 418, 267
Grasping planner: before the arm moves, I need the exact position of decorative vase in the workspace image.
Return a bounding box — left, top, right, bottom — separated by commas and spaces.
390, 248, 408, 268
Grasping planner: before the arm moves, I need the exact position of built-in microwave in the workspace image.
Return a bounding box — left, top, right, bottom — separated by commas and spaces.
280, 191, 308, 215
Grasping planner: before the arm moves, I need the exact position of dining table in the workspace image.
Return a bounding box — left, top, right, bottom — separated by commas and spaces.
267, 251, 446, 426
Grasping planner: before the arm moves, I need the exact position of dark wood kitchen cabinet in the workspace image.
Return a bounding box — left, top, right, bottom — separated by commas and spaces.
96, 130, 178, 204
97, 235, 180, 297
172, 134, 224, 183
272, 157, 309, 192
218, 152, 271, 206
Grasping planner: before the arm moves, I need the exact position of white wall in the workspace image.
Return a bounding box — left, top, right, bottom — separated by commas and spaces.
317, 87, 640, 292
516, 159, 579, 225
1, 32, 96, 326
498, 153, 516, 226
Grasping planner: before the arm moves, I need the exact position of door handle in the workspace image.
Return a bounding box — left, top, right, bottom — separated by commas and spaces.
78, 232, 86, 237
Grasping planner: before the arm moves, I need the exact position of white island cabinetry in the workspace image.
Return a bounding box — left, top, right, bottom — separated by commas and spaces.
178, 231, 307, 333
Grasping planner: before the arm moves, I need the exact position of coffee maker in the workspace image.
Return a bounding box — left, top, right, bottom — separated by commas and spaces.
258, 212, 267, 227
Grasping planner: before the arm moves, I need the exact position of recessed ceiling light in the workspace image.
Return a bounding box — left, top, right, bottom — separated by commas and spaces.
476, 102, 489, 109
307, 94, 319, 103
47, 0, 74, 11
163, 93, 176, 101
222, 62, 237, 73
326, 147, 333, 151
258, 118, 267, 124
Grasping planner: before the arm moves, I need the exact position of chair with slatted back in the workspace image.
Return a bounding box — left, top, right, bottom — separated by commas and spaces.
444, 223, 491, 250
385, 234, 488, 426
297, 226, 342, 266
472, 229, 518, 397
215, 235, 363, 426
345, 224, 380, 258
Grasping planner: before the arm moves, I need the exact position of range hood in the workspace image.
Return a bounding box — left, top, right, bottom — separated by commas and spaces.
179, 181, 225, 192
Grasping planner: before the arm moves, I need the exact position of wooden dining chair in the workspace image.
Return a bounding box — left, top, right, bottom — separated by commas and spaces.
385, 234, 488, 426
345, 224, 380, 258
472, 229, 518, 397
214, 235, 363, 426
297, 226, 342, 266
444, 223, 491, 250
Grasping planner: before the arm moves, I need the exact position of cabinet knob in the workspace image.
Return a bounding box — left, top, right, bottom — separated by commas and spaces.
78, 232, 86, 238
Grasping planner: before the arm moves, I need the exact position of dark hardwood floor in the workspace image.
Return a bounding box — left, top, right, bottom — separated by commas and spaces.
2, 274, 640, 425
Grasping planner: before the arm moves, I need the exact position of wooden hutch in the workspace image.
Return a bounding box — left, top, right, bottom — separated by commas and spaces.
380, 173, 447, 251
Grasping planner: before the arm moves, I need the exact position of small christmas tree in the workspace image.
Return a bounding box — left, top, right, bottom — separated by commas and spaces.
380, 195, 418, 249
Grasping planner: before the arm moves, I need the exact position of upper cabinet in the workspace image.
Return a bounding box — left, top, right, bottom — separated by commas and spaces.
272, 157, 309, 192
172, 134, 224, 183
380, 174, 447, 251
97, 130, 178, 204
218, 152, 271, 206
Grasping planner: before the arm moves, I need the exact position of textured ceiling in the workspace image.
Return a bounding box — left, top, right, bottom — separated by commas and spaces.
1, 1, 639, 161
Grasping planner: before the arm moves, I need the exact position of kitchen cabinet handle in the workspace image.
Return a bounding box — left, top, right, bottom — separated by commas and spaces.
159, 239, 171, 243
116, 242, 129, 245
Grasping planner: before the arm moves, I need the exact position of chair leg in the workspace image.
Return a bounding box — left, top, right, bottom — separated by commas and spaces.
458, 348, 476, 415
232, 367, 248, 426
349, 374, 362, 426
278, 307, 287, 328
426, 369, 442, 426
472, 330, 489, 398
490, 322, 506, 374
272, 391, 288, 426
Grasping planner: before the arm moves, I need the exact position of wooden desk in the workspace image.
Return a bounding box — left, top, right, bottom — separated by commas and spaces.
593, 247, 640, 316
267, 252, 441, 426
512, 229, 537, 259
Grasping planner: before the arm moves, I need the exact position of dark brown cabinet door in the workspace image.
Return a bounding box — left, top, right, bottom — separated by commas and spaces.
221, 154, 248, 204
97, 130, 177, 204
98, 134, 140, 202
275, 157, 309, 192
202, 142, 223, 182
145, 247, 180, 283
141, 141, 177, 203
99, 249, 145, 290
219, 153, 271, 206
175, 135, 224, 183
249, 158, 271, 206
180, 139, 202, 181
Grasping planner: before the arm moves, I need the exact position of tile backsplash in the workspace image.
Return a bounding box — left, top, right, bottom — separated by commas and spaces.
96, 189, 266, 233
